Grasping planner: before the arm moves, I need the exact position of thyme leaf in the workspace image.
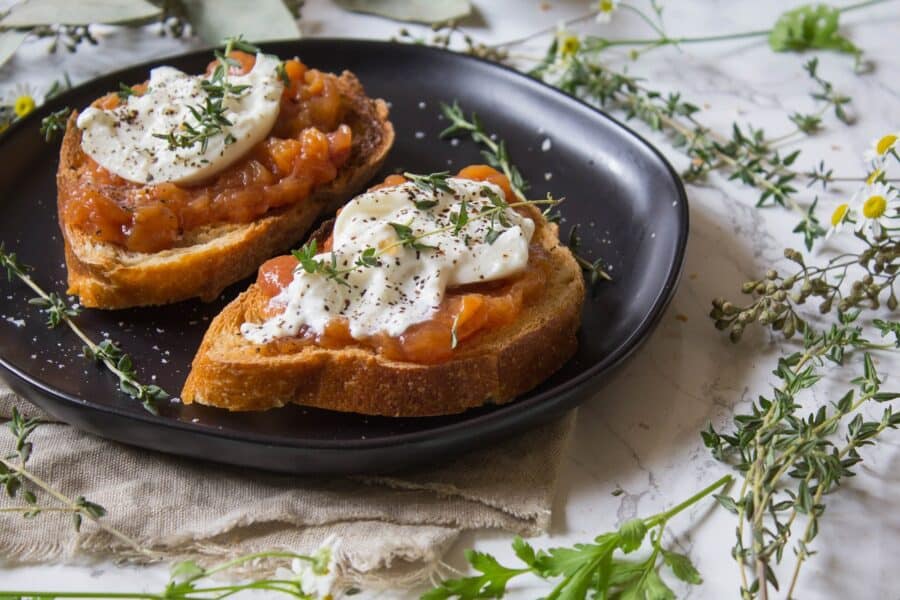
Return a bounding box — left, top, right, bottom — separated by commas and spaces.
39, 107, 72, 143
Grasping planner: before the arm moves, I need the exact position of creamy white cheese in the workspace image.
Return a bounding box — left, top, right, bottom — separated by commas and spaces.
241, 178, 535, 343
76, 53, 284, 185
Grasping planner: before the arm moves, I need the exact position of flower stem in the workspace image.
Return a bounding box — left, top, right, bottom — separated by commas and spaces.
644, 474, 733, 527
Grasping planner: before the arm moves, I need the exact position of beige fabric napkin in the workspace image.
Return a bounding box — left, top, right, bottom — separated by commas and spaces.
0, 383, 573, 587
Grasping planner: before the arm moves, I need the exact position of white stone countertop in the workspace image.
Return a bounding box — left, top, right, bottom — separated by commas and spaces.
1, 0, 899, 597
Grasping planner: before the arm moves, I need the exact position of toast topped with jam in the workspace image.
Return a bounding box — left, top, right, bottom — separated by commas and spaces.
181, 165, 585, 417
57, 40, 393, 309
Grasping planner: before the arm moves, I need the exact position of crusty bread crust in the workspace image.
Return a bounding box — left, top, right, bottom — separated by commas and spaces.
181, 204, 586, 417
57, 72, 394, 309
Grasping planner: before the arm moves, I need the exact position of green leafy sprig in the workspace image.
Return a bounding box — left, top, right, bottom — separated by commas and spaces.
2, 381, 336, 597
438, 102, 612, 284
491, 1, 880, 64
709, 235, 900, 345
1, 407, 147, 553
405, 171, 455, 197
39, 107, 72, 142
703, 311, 899, 598
439, 102, 529, 200
0, 244, 166, 415
424, 475, 731, 599
531, 42, 864, 249
153, 36, 259, 153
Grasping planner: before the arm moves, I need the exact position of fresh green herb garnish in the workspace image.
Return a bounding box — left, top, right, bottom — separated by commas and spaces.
404, 171, 454, 196
449, 198, 469, 235
117, 83, 136, 100
0, 244, 166, 415
152, 36, 259, 153
425, 475, 730, 599
440, 102, 528, 200
276, 61, 291, 86
389, 221, 439, 252
39, 107, 72, 142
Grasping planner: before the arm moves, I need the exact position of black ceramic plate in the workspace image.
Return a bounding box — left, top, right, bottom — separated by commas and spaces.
0, 40, 687, 474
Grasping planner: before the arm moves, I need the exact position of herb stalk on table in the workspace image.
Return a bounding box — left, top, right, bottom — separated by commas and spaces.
424, 474, 731, 599
706, 146, 900, 598
410, 2, 894, 250
0, 244, 166, 415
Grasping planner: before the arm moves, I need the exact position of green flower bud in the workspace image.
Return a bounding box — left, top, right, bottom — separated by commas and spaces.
783, 319, 796, 338
783, 248, 804, 264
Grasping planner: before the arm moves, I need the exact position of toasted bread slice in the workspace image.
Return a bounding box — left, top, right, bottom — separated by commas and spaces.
181, 204, 585, 417
57, 72, 394, 309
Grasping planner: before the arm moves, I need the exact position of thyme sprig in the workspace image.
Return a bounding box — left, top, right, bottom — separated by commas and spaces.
1, 408, 149, 555
405, 171, 455, 197
152, 36, 259, 153
530, 41, 863, 249
706, 144, 900, 598
440, 102, 529, 200
438, 102, 612, 284
425, 475, 731, 599
703, 312, 899, 598
709, 158, 900, 344
39, 107, 72, 142
0, 244, 167, 415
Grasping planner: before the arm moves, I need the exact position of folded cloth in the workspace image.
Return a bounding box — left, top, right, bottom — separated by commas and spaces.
0, 384, 573, 588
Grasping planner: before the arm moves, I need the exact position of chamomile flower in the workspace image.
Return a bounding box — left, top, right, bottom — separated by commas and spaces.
10, 83, 39, 118
825, 202, 852, 240
275, 536, 340, 599
556, 26, 581, 58
595, 0, 620, 23
863, 132, 899, 167
853, 182, 899, 239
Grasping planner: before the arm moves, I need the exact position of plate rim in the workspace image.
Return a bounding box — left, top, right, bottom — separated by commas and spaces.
0, 38, 688, 451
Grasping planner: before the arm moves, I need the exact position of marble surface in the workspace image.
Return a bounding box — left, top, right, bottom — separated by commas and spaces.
1, 0, 900, 597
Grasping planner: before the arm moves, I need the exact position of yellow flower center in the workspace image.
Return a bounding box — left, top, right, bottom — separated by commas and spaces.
560, 35, 580, 56
13, 95, 35, 118
862, 195, 887, 219
876, 134, 898, 155
599, 0, 615, 12
830, 203, 849, 226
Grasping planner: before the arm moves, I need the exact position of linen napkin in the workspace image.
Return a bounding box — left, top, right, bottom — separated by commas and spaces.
0, 383, 573, 587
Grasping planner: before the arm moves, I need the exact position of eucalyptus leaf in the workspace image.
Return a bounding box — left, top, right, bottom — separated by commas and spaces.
0, 0, 160, 27
180, 0, 300, 46
335, 0, 471, 24
0, 30, 27, 68
769, 3, 860, 56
